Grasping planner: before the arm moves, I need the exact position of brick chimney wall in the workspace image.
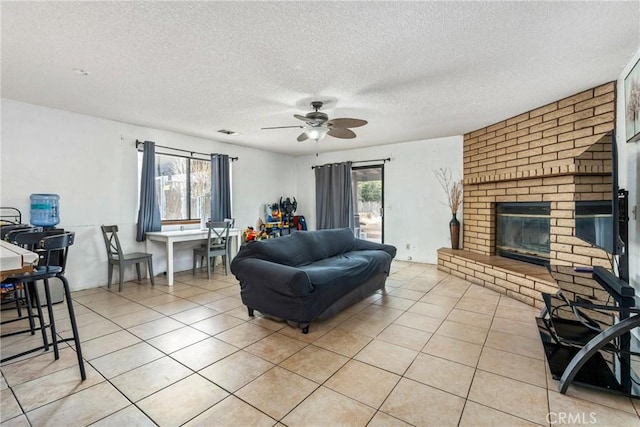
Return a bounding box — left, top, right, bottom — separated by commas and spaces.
438, 82, 616, 307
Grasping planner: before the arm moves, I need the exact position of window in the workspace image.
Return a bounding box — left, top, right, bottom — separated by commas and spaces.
189, 158, 212, 221
157, 154, 214, 221
352, 165, 384, 243
137, 153, 209, 222
137, 150, 232, 222
155, 154, 189, 220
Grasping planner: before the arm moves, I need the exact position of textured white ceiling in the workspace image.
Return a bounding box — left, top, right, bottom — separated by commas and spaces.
2, 1, 639, 156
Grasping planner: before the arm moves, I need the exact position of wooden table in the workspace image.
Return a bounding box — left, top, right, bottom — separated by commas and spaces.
0, 240, 38, 282
145, 228, 241, 286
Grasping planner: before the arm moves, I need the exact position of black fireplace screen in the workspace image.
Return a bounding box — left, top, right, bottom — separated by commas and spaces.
496, 202, 551, 265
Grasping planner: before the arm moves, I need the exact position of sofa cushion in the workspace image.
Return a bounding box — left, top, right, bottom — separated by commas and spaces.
299, 250, 391, 287
238, 228, 356, 266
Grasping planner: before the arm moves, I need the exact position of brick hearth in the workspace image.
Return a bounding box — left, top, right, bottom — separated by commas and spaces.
438, 82, 616, 308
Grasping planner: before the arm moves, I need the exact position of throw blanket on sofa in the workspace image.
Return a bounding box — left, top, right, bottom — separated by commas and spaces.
230, 228, 397, 331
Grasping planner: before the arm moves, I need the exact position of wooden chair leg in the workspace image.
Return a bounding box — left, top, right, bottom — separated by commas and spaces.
148, 259, 155, 285
118, 266, 124, 292
107, 263, 113, 288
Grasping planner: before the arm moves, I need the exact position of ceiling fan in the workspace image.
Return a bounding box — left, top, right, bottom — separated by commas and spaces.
262, 101, 367, 142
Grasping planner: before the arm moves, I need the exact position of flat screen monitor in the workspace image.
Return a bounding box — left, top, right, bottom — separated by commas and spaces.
573, 131, 618, 255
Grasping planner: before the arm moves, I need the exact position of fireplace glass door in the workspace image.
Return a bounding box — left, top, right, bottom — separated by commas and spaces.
496, 202, 551, 265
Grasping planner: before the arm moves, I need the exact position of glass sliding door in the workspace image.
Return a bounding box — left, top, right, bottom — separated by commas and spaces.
352, 165, 384, 243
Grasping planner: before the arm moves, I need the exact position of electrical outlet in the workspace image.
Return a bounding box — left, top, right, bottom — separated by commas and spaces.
406, 243, 410, 250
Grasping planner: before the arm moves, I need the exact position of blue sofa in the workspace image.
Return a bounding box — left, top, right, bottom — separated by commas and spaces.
230, 228, 396, 333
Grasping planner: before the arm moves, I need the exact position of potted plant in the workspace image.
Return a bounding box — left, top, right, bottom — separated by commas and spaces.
434, 168, 463, 249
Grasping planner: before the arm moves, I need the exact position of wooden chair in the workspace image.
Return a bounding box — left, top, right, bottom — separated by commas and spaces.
193, 221, 231, 278
100, 225, 154, 291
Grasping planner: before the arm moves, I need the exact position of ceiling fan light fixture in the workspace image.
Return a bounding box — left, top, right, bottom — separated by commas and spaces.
304, 126, 329, 141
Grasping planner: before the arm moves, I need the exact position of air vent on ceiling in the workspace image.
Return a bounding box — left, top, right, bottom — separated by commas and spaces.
73, 68, 90, 76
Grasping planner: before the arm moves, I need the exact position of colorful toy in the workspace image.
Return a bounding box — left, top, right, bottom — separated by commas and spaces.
266, 203, 282, 224
243, 227, 257, 242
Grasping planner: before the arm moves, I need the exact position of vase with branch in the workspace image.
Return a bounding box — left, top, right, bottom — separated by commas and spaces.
434, 168, 463, 249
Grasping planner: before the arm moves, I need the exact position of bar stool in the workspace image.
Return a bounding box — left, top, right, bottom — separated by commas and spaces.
1, 280, 42, 342
1, 227, 46, 338
0, 231, 85, 380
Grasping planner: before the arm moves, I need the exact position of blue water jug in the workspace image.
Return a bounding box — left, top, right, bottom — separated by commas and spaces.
30, 193, 60, 227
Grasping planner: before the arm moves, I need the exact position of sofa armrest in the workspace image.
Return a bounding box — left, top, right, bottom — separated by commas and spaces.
231, 258, 314, 297
353, 239, 397, 258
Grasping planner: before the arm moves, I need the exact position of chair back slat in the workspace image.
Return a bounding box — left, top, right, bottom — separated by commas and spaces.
12, 231, 50, 250
206, 221, 231, 248
4, 227, 41, 244
11, 230, 74, 273
100, 225, 124, 260
38, 232, 75, 273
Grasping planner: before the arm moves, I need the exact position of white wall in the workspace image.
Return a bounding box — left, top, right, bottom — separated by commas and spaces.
0, 99, 464, 286
616, 48, 640, 290
293, 136, 464, 264
0, 99, 295, 290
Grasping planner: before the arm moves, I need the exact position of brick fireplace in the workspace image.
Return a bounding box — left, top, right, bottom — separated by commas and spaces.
438, 82, 615, 308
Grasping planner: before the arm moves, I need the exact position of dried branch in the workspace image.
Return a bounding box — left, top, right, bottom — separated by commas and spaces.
434, 167, 463, 214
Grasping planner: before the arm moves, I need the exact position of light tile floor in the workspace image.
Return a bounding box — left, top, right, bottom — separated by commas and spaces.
1, 261, 639, 426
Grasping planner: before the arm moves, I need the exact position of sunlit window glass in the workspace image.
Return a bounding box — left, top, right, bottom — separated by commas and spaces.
156, 155, 188, 220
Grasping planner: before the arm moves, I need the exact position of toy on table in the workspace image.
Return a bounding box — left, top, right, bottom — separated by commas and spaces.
243, 227, 257, 242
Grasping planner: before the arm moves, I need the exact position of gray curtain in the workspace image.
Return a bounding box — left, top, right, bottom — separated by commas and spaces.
315, 161, 354, 229
211, 154, 231, 221
136, 141, 162, 241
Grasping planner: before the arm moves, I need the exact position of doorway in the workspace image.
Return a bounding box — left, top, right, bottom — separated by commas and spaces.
352, 165, 384, 243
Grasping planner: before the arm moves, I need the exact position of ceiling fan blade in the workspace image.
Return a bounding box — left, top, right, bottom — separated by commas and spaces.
295, 111, 328, 125
297, 132, 309, 142
261, 125, 303, 130
326, 118, 368, 128
328, 128, 356, 139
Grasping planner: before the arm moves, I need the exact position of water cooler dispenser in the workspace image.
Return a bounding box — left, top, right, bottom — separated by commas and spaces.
29, 194, 65, 305
30, 194, 60, 227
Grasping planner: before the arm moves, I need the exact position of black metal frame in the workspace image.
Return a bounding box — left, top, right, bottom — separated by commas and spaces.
0, 232, 86, 380
0, 207, 22, 225
537, 266, 638, 396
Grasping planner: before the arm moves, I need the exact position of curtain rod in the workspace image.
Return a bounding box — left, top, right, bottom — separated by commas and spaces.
135, 140, 238, 161
311, 157, 390, 169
